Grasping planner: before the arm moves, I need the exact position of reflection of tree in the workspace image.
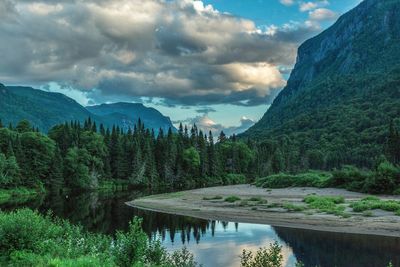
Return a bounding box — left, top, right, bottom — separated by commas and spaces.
273, 226, 400, 267
1, 189, 216, 241
133, 208, 210, 244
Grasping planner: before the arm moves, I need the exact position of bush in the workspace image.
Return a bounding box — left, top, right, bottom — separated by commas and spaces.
255, 171, 332, 189
364, 162, 400, 194
303, 195, 346, 216
224, 196, 241, 203
350, 197, 400, 214
0, 209, 199, 267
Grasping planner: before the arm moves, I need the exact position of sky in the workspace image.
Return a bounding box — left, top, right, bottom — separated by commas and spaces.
0, 0, 361, 136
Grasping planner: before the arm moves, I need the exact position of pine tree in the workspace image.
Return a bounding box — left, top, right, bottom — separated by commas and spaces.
218, 131, 226, 143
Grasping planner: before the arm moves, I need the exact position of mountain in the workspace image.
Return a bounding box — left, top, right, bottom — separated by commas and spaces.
87, 103, 176, 133
242, 0, 400, 168
0, 84, 95, 131
0, 84, 175, 133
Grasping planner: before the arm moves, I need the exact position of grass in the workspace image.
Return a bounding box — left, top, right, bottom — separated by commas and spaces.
303, 195, 348, 217
203, 195, 223, 200
350, 196, 400, 215
282, 202, 306, 212
224, 196, 241, 203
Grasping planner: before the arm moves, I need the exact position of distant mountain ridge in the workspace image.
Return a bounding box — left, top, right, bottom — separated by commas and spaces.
87, 102, 176, 133
242, 0, 400, 168
0, 83, 175, 133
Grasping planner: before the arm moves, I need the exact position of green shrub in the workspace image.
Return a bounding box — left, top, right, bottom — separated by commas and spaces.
0, 209, 199, 267
255, 171, 332, 189
240, 241, 283, 267
225, 196, 241, 203
303, 195, 346, 216
331, 166, 370, 191
350, 198, 400, 214
364, 162, 400, 194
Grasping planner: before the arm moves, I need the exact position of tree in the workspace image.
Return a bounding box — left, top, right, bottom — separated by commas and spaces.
16, 120, 32, 133
19, 132, 56, 186
183, 147, 200, 175
64, 147, 97, 190
218, 131, 227, 143
0, 153, 20, 187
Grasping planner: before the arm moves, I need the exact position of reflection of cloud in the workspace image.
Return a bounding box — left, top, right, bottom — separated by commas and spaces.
159, 222, 297, 267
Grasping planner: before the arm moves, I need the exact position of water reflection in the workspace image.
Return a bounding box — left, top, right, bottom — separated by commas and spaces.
1, 190, 399, 267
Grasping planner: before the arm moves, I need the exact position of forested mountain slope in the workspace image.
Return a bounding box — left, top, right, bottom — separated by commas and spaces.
242, 0, 400, 169
0, 84, 175, 133
0, 84, 94, 132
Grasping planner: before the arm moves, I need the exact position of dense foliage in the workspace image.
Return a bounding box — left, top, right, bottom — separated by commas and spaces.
0, 118, 254, 192
0, 209, 199, 267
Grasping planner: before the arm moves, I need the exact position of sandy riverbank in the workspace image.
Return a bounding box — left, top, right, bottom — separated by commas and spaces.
127, 184, 400, 237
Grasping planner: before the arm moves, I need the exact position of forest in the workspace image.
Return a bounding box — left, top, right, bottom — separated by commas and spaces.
0, 118, 254, 195
0, 116, 399, 196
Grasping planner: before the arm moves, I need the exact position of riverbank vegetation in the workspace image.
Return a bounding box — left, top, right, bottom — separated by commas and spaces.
0, 208, 200, 267
255, 160, 400, 195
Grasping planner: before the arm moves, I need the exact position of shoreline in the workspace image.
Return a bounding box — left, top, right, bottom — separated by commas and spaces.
127, 185, 400, 238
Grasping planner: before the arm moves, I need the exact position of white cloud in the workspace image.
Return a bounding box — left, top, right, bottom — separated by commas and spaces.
309, 8, 338, 21
299, 0, 329, 12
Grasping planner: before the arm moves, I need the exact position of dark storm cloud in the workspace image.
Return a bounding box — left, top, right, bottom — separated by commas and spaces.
0, 0, 321, 106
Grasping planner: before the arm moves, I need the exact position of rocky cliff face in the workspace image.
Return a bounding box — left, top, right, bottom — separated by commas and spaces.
245, 0, 400, 132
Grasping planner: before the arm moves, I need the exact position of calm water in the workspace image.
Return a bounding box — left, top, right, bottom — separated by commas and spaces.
1, 190, 400, 267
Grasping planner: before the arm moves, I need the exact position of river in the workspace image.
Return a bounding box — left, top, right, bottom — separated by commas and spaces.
1, 190, 399, 267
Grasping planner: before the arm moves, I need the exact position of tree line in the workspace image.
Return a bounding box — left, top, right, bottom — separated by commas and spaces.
250, 120, 400, 177
0, 117, 398, 194
0, 118, 254, 193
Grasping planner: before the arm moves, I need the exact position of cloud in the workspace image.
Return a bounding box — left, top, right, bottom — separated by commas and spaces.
280, 0, 295, 6
299, 0, 329, 12
0, 0, 321, 106
178, 115, 256, 138
309, 8, 338, 21
195, 107, 217, 114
